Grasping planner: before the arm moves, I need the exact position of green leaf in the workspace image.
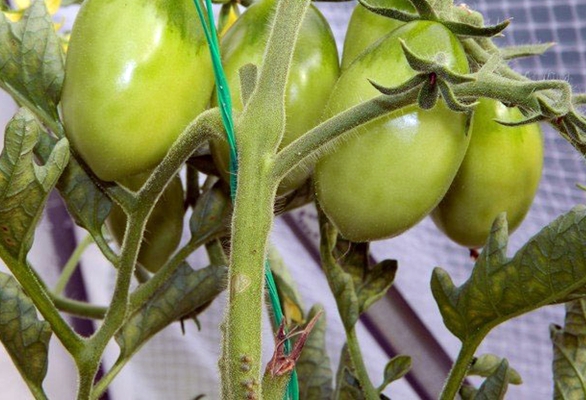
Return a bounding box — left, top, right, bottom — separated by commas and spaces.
0, 108, 69, 261
318, 208, 397, 330
0, 271, 51, 399
459, 384, 478, 400
468, 354, 522, 385
379, 355, 412, 391
474, 359, 510, 400
268, 246, 305, 327
296, 305, 334, 400
189, 180, 231, 242
551, 299, 586, 400
35, 133, 113, 248
0, 1, 64, 124
116, 263, 227, 358
334, 344, 365, 400
432, 208, 586, 342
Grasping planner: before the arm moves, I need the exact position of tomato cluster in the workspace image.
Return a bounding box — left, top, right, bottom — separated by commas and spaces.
61, 0, 543, 256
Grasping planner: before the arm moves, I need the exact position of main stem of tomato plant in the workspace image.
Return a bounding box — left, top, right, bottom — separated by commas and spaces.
439, 334, 484, 400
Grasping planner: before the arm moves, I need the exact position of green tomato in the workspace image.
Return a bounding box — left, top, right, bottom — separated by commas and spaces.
61, 0, 214, 182
431, 98, 544, 248
210, 0, 340, 194
315, 21, 471, 242
107, 172, 185, 274
341, 0, 414, 70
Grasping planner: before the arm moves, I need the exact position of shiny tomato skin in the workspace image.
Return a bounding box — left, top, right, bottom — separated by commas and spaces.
61, 0, 214, 182
431, 98, 544, 248
315, 21, 471, 242
210, 0, 340, 194
107, 172, 185, 274
341, 0, 414, 70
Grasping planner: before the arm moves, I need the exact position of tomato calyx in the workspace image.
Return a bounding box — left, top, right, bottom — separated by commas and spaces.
358, 0, 509, 38
369, 39, 476, 113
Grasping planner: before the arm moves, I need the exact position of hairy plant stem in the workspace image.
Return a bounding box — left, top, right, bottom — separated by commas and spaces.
54, 234, 94, 295
51, 294, 107, 320
347, 326, 379, 399
219, 0, 310, 397
439, 334, 484, 400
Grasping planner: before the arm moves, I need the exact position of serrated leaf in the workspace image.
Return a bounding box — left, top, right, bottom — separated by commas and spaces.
379, 355, 411, 390
0, 108, 68, 261
116, 263, 227, 358
0, 271, 51, 399
468, 354, 522, 385
431, 207, 586, 343
334, 345, 365, 400
189, 180, 231, 242
268, 247, 305, 327
296, 305, 333, 400
0, 1, 64, 123
551, 299, 586, 400
318, 208, 397, 330
35, 133, 112, 247
475, 359, 510, 400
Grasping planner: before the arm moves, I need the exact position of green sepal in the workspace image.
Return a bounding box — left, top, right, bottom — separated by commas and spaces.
358, 0, 419, 23
115, 263, 227, 359
0, 1, 64, 131
537, 95, 570, 119
369, 75, 426, 96
407, 0, 437, 20
0, 109, 69, 262
551, 299, 586, 400
239, 63, 258, 107
0, 272, 51, 400
295, 305, 334, 400
418, 79, 439, 110
442, 19, 510, 38
432, 207, 586, 343
399, 40, 476, 84
500, 43, 555, 60
378, 355, 412, 391
468, 354, 522, 385
474, 359, 510, 400
493, 113, 545, 127
438, 80, 477, 112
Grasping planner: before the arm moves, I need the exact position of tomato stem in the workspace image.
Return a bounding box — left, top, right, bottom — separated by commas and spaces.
439, 335, 484, 400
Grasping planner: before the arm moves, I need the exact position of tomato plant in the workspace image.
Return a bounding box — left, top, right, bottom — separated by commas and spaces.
431, 98, 544, 248
209, 0, 340, 194
315, 20, 471, 242
61, 0, 214, 182
107, 172, 185, 273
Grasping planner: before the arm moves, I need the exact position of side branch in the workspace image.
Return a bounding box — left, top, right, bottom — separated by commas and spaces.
273, 89, 419, 181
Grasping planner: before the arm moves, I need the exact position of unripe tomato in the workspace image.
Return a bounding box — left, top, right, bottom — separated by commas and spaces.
431, 98, 544, 248
61, 0, 214, 182
341, 0, 414, 70
315, 21, 470, 242
210, 0, 340, 194
107, 172, 185, 274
